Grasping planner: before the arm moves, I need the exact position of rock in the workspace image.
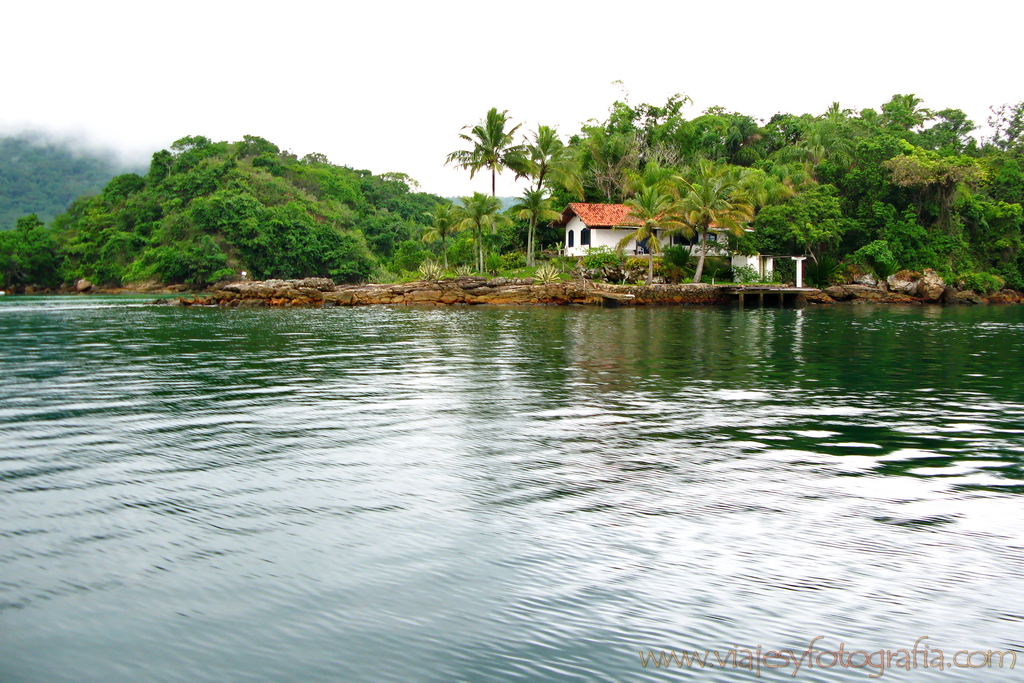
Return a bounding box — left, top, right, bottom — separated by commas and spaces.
456, 277, 489, 290
950, 290, 984, 304
76, 278, 93, 292
824, 285, 853, 301
824, 284, 885, 301
917, 269, 945, 301
987, 289, 1023, 304
854, 272, 878, 287
802, 290, 836, 304
887, 270, 920, 296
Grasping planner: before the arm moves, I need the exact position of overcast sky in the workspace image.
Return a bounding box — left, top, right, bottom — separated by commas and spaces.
2, 0, 1020, 198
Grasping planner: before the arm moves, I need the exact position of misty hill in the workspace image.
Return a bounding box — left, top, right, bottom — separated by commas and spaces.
1, 134, 446, 287
0, 133, 143, 230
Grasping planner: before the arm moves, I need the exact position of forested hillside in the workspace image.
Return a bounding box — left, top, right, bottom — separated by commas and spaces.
1, 135, 445, 287
4, 93, 1024, 292
551, 94, 1024, 289
0, 133, 139, 230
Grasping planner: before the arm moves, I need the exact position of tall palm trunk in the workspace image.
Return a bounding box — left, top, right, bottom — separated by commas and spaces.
647, 252, 654, 285
442, 234, 448, 270
527, 216, 536, 267
692, 228, 709, 283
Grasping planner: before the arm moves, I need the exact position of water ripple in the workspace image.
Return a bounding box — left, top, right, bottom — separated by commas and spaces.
0, 298, 1022, 682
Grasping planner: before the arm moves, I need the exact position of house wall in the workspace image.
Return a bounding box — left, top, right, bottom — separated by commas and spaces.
731, 254, 775, 279
564, 221, 733, 259
565, 219, 641, 257
564, 221, 650, 257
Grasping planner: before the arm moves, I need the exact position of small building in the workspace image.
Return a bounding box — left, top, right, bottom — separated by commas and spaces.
556, 202, 726, 259
557, 203, 702, 258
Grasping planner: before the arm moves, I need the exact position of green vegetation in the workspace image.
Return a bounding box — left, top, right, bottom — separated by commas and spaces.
7, 93, 1024, 292
0, 133, 142, 230
2, 135, 447, 288
565, 94, 1024, 290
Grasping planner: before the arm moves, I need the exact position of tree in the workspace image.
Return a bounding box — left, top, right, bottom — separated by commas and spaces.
575, 125, 640, 202
673, 161, 754, 282
880, 94, 933, 132
884, 143, 985, 233
422, 203, 464, 270
510, 190, 561, 267
616, 182, 686, 285
524, 125, 583, 199
987, 102, 1024, 152
446, 108, 529, 196
457, 192, 506, 273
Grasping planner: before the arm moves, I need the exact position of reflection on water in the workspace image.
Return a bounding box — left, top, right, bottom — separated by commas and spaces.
1, 297, 1023, 682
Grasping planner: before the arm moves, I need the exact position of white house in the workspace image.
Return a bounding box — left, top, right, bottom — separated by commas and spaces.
557, 202, 729, 259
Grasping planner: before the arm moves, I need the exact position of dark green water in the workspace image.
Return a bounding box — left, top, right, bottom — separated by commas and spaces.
2, 297, 1023, 682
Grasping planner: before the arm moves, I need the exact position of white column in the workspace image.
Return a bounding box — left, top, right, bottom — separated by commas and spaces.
792, 256, 807, 288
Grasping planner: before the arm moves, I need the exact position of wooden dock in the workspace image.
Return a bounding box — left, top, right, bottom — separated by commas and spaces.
721, 286, 819, 308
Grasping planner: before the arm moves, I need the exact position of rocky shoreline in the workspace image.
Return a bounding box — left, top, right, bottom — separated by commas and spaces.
161, 277, 734, 308
8, 268, 1021, 307
154, 270, 1024, 309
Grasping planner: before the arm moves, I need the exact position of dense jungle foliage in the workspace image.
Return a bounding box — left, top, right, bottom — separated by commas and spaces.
557, 94, 1024, 289
4, 93, 1024, 290
1, 135, 446, 287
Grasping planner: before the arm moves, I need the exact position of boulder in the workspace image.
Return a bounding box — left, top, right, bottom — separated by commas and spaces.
803, 290, 836, 304
854, 272, 878, 287
75, 278, 93, 292
886, 271, 920, 296
824, 284, 885, 301
987, 289, 1023, 304
947, 289, 983, 305
824, 285, 853, 301
917, 269, 945, 301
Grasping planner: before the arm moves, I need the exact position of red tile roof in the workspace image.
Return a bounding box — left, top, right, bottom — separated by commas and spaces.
559, 203, 639, 228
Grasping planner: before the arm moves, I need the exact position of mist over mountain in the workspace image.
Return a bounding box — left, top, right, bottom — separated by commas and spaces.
0, 132, 145, 230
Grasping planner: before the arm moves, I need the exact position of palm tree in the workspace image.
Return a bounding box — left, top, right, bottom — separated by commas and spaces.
523, 125, 583, 198
737, 166, 796, 212
511, 189, 561, 267
446, 108, 529, 197
673, 160, 754, 283
422, 203, 463, 270
616, 182, 686, 285
457, 192, 506, 273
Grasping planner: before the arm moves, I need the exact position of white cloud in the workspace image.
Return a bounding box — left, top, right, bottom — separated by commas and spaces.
2, 0, 1019, 197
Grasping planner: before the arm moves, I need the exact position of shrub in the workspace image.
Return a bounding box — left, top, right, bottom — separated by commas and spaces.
534, 264, 561, 283
454, 264, 475, 277
701, 256, 731, 283
499, 252, 526, 270
662, 245, 694, 270
804, 254, 842, 287
580, 246, 624, 270
418, 259, 445, 281
485, 251, 503, 274
390, 239, 431, 272
368, 265, 398, 283
732, 265, 760, 284
957, 271, 1005, 294
852, 240, 900, 279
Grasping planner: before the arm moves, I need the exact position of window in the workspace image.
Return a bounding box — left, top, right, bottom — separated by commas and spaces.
580, 228, 591, 246
567, 229, 574, 247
